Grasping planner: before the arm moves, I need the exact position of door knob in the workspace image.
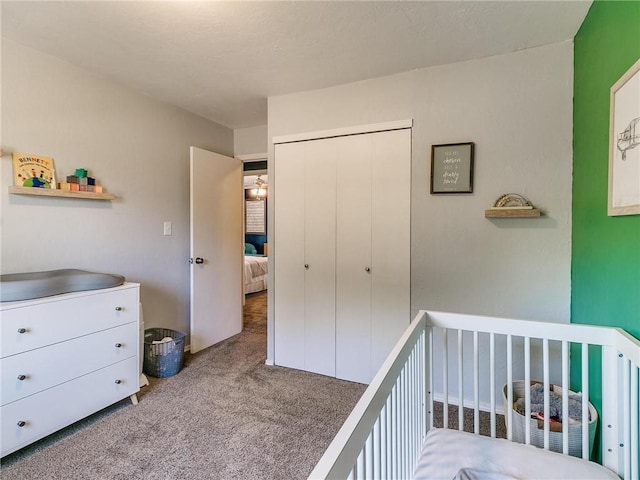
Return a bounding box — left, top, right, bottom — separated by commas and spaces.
365, 267, 371, 273
304, 264, 309, 270
195, 257, 204, 264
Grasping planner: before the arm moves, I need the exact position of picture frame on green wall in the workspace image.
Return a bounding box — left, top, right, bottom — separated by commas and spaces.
608, 58, 640, 216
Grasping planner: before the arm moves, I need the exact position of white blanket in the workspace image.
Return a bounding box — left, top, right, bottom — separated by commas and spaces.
414, 428, 619, 480
244, 255, 268, 293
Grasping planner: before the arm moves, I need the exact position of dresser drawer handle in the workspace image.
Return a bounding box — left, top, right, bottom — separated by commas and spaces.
114, 379, 122, 384
17, 421, 26, 428
115, 343, 122, 348
17, 374, 27, 381
115, 306, 123, 311
17, 328, 27, 334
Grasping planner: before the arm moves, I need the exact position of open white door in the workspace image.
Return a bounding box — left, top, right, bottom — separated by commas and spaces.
190, 147, 243, 353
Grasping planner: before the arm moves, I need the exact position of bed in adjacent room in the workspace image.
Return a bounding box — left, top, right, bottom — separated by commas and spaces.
244, 243, 267, 294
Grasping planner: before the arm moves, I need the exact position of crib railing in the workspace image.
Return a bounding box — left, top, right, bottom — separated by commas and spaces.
308, 311, 428, 479
308, 310, 640, 480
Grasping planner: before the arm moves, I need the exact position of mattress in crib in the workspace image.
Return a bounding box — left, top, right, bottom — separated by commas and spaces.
0, 269, 125, 302
413, 428, 619, 480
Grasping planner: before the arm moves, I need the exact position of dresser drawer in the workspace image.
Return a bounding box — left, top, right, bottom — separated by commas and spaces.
1, 285, 138, 357
1, 322, 137, 406
1, 355, 138, 457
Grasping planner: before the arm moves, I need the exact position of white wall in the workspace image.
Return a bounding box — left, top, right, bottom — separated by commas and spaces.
1, 40, 234, 341
234, 125, 267, 157
267, 41, 574, 366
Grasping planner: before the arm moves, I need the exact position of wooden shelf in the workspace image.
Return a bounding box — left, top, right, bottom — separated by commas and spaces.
485, 208, 541, 218
8, 186, 116, 200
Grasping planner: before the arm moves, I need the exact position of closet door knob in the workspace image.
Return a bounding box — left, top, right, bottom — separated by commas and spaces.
304, 264, 309, 270
17, 374, 27, 381
17, 421, 26, 427
115, 306, 123, 311
114, 379, 122, 384
365, 267, 371, 273
17, 328, 27, 334
115, 343, 122, 348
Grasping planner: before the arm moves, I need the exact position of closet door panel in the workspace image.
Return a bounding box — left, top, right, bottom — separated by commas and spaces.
274, 142, 306, 370
370, 129, 411, 374
335, 134, 373, 384
304, 138, 337, 376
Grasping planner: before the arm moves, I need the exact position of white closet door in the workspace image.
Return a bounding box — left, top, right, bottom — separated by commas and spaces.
370, 129, 411, 375
304, 138, 337, 376
274, 142, 306, 370
336, 134, 373, 384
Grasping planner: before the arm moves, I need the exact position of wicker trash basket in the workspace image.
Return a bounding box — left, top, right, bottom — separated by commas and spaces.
143, 328, 186, 378
502, 381, 597, 458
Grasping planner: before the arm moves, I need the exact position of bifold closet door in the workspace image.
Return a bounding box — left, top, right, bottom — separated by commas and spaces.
273, 139, 337, 376
303, 138, 337, 377
369, 129, 411, 375
335, 128, 411, 384
335, 134, 373, 384
273, 141, 306, 371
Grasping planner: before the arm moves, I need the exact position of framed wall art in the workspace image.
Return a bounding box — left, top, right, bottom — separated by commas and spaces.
245, 199, 266, 234
608, 58, 640, 216
430, 142, 474, 194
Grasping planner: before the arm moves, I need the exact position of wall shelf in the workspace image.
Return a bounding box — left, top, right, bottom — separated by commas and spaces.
8, 186, 117, 200
485, 208, 541, 218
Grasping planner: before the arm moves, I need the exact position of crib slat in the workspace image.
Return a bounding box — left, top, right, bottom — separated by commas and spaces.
631, 365, 639, 480
443, 328, 449, 429
623, 359, 630, 480
458, 329, 464, 432
373, 416, 381, 479
525, 337, 531, 445
381, 403, 388, 479
543, 338, 550, 450
409, 350, 416, 474
428, 328, 434, 430
403, 366, 409, 479
391, 385, 398, 480
473, 330, 479, 434
365, 429, 373, 479
562, 340, 569, 455
356, 448, 364, 480
490, 332, 496, 438
581, 344, 591, 460
507, 334, 513, 441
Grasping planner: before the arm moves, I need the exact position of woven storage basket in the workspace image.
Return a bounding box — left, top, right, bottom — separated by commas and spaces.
143, 328, 186, 378
502, 381, 597, 458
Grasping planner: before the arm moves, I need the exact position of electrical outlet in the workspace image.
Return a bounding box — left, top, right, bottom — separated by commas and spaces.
163, 221, 172, 236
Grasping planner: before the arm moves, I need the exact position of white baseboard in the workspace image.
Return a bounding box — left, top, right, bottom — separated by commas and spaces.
265, 358, 274, 366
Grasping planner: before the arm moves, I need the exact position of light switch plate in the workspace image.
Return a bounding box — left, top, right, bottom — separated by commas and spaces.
163, 221, 172, 236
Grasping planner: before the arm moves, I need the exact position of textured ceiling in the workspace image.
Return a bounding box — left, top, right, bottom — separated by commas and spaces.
1, 1, 592, 129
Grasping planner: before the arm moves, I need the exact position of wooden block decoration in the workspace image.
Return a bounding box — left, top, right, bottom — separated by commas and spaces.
66, 175, 79, 183
94, 185, 103, 193
70, 183, 80, 191
88, 177, 96, 186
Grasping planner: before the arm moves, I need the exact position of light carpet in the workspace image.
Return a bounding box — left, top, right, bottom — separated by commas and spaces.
0, 291, 367, 479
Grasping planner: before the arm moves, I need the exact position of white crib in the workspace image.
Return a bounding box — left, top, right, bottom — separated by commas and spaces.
309, 310, 640, 480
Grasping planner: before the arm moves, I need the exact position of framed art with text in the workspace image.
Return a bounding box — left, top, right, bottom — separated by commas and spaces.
430, 142, 474, 194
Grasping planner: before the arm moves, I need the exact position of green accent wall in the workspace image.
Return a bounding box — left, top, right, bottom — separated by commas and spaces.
572, 0, 640, 461
573, 0, 640, 340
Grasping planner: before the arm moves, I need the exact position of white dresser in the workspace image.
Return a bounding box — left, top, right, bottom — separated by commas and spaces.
1, 282, 140, 457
